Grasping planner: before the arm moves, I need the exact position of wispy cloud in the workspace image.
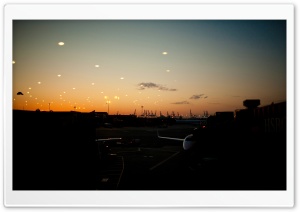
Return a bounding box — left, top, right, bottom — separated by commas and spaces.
172, 101, 190, 105
138, 82, 177, 91
190, 94, 206, 100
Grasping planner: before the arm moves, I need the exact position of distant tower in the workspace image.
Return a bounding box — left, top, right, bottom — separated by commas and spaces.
243, 99, 260, 109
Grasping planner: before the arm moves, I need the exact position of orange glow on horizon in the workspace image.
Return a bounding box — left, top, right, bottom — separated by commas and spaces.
13, 20, 286, 115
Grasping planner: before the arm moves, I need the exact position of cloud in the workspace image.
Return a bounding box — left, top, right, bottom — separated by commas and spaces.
138, 82, 177, 91
138, 82, 157, 90
172, 101, 190, 105
190, 94, 205, 100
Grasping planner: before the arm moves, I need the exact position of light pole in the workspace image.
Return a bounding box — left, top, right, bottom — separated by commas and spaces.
17, 92, 24, 110
106, 100, 110, 114
104, 96, 111, 114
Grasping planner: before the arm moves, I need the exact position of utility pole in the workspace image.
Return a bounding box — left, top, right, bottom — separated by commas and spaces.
106, 101, 110, 114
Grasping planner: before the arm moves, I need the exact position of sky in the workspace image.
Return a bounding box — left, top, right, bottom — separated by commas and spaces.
12, 20, 286, 116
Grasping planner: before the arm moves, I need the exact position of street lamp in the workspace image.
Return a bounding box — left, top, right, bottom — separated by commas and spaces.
106, 100, 110, 114
17, 92, 24, 110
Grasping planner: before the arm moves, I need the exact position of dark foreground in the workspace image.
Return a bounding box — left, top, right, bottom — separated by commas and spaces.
96, 126, 286, 190
12, 111, 286, 190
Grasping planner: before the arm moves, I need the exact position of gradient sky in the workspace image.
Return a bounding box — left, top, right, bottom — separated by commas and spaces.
13, 20, 286, 116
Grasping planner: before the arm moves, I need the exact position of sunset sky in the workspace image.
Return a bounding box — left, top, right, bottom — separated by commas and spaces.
13, 20, 286, 116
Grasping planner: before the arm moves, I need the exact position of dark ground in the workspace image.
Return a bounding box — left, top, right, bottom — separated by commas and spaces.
96, 125, 286, 190
12, 111, 286, 190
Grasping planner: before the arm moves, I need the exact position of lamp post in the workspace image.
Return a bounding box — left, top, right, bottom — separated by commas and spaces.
106, 100, 110, 114
17, 92, 24, 110
104, 96, 111, 114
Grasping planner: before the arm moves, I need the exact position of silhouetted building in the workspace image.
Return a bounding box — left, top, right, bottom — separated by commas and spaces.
207, 111, 234, 130
236, 100, 286, 134
13, 110, 98, 190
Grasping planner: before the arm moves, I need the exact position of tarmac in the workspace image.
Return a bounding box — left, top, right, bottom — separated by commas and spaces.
95, 124, 286, 190
12, 116, 286, 190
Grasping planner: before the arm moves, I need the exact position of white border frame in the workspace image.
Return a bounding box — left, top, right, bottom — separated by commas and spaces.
3, 4, 294, 207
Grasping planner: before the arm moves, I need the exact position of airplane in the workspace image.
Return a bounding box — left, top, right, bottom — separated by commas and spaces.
95, 137, 123, 147
157, 127, 219, 169
95, 138, 122, 142
157, 130, 196, 151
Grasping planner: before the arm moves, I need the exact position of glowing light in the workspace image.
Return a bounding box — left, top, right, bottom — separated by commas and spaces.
37, 82, 41, 84
91, 83, 95, 85
29, 87, 31, 90
162, 52, 168, 55
58, 42, 65, 46
120, 77, 124, 80
95, 65, 100, 68
73, 88, 76, 90
166, 70, 170, 72
57, 74, 61, 77
12, 61, 16, 64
